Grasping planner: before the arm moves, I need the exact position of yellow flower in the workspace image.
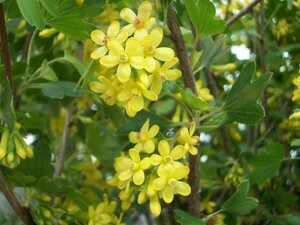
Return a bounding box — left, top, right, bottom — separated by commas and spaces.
141, 27, 175, 72
39, 28, 58, 38
117, 149, 151, 185
151, 140, 186, 173
120, 1, 156, 39
129, 119, 159, 153
177, 124, 199, 155
0, 127, 9, 160
153, 164, 191, 203
117, 79, 157, 117
88, 203, 111, 225
100, 38, 144, 82
90, 75, 120, 106
196, 80, 214, 102
289, 111, 300, 119
150, 58, 181, 94
96, 4, 120, 24
90, 21, 127, 60
292, 76, 300, 102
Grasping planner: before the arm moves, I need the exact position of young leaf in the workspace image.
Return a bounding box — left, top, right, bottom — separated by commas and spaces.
248, 142, 284, 184
39, 60, 58, 81
180, 87, 210, 111
221, 180, 258, 214
42, 81, 85, 99
16, 0, 45, 30
185, 0, 225, 36
222, 61, 272, 124
175, 209, 205, 225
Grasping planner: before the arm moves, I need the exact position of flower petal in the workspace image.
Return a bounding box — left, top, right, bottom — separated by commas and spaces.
165, 69, 181, 80
150, 27, 163, 48
107, 20, 120, 37
118, 88, 131, 102
170, 145, 186, 160
90, 46, 108, 59
91, 29, 105, 45
142, 139, 155, 153
150, 77, 163, 94
147, 124, 159, 138
116, 30, 128, 43
162, 57, 179, 70
89, 81, 105, 93
118, 169, 133, 181
129, 132, 139, 143
130, 56, 144, 70
172, 166, 189, 180
100, 55, 119, 67
153, 177, 166, 191
154, 48, 175, 61
117, 64, 131, 82
122, 24, 135, 36
158, 140, 170, 156
138, 1, 152, 20
150, 197, 161, 217
141, 119, 150, 133
150, 154, 162, 165
163, 187, 174, 203
130, 96, 144, 111
129, 148, 140, 162
134, 28, 148, 40
120, 8, 136, 23
175, 181, 191, 196
144, 56, 156, 72
141, 157, 151, 169
133, 170, 145, 185
107, 40, 124, 55
143, 89, 158, 101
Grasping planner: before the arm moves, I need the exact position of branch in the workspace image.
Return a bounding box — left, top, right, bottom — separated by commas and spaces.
54, 109, 71, 177
226, 0, 261, 27
0, 4, 14, 91
0, 170, 36, 225
167, 5, 200, 218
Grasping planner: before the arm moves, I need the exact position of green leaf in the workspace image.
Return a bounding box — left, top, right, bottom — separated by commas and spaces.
223, 61, 272, 124
86, 123, 122, 166
271, 214, 300, 225
16, 0, 45, 30
41, 81, 85, 99
7, 172, 36, 186
38, 177, 74, 194
76, 60, 97, 88
40, 0, 60, 17
248, 142, 284, 184
15, 140, 53, 181
185, 0, 225, 36
64, 53, 86, 76
39, 60, 58, 81
291, 138, 300, 147
65, 190, 93, 211
221, 180, 258, 214
47, 15, 94, 40
175, 209, 205, 225
180, 87, 211, 111
1, 78, 16, 133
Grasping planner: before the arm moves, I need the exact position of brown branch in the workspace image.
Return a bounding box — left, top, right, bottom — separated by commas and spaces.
54, 109, 71, 177
226, 0, 261, 27
0, 4, 14, 91
0, 170, 36, 225
167, 5, 200, 218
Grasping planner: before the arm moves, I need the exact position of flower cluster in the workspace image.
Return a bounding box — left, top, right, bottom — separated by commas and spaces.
0, 123, 33, 168
108, 119, 200, 216
89, 1, 181, 117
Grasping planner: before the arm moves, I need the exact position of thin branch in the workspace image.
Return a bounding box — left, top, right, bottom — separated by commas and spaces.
54, 109, 71, 177
167, 4, 200, 218
226, 0, 261, 27
0, 170, 36, 225
0, 4, 14, 91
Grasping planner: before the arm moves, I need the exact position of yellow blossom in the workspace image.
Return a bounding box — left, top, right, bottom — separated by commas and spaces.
96, 4, 120, 24
117, 148, 151, 185
150, 140, 186, 173
153, 164, 191, 203
120, 1, 156, 39
100, 38, 144, 82
141, 27, 175, 72
129, 119, 159, 153
90, 21, 127, 60
292, 76, 300, 102
150, 58, 181, 94
177, 124, 199, 155
117, 79, 157, 117
196, 80, 214, 102
88, 203, 112, 225
90, 75, 120, 106
0, 127, 9, 160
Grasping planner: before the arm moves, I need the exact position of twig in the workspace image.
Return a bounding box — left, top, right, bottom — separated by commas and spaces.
226, 0, 261, 27
54, 109, 71, 177
0, 4, 14, 91
0, 170, 36, 225
167, 4, 200, 218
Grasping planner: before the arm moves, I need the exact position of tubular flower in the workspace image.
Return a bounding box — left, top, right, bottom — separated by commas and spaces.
153, 164, 191, 203
150, 58, 182, 94
150, 140, 186, 173
88, 203, 112, 225
196, 80, 214, 102
117, 79, 157, 117
177, 124, 199, 155
141, 27, 175, 72
90, 75, 120, 106
129, 119, 159, 153
120, 1, 155, 39
117, 148, 151, 185
100, 38, 144, 82
90, 21, 127, 60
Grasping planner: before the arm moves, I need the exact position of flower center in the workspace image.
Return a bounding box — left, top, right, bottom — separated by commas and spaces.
163, 156, 172, 163
119, 54, 128, 62
134, 17, 144, 28
169, 179, 177, 187
130, 162, 137, 170
102, 36, 110, 45
137, 132, 146, 141
145, 44, 155, 55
